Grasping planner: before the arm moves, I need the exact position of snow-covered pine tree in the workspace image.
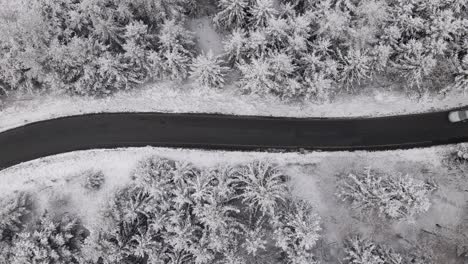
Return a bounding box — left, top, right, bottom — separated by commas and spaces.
223, 29, 249, 65
159, 49, 191, 81
10, 212, 88, 264
338, 48, 372, 91
249, 0, 278, 28
372, 44, 393, 73
267, 52, 296, 96
242, 215, 268, 256
121, 20, 156, 82
343, 235, 404, 264
159, 19, 195, 56
302, 73, 335, 102
0, 0, 49, 94
124, 0, 188, 25
232, 160, 288, 216
190, 51, 229, 89
238, 57, 277, 94
337, 167, 437, 220
0, 192, 33, 242
217, 245, 246, 264
273, 199, 321, 264
278, 77, 303, 100
1, 0, 198, 96
213, 0, 249, 30
94, 183, 168, 263
391, 39, 437, 94
268, 52, 295, 81
316, 6, 350, 40
265, 17, 292, 52
279, 0, 314, 11
247, 29, 270, 59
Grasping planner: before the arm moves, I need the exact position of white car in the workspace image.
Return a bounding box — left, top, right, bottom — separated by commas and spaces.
448, 110, 468, 123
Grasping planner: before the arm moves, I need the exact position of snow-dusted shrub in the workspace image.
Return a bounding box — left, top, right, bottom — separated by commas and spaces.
447, 144, 468, 167
10, 212, 88, 264
457, 148, 468, 162
190, 51, 229, 88
82, 170, 106, 191
337, 168, 437, 220
213, 0, 249, 29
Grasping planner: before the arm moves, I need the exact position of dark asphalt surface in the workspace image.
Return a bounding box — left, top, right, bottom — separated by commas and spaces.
0, 110, 467, 169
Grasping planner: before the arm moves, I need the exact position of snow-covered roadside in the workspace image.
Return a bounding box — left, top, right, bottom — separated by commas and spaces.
0, 146, 457, 225
0, 81, 467, 133
0, 145, 442, 194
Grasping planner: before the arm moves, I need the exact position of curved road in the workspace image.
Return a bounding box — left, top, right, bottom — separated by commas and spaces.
0, 110, 468, 169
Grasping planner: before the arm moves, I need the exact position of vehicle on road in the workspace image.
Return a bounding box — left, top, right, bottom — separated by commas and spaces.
448, 110, 468, 123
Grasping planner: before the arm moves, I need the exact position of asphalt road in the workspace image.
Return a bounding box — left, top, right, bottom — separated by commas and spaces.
0, 110, 467, 169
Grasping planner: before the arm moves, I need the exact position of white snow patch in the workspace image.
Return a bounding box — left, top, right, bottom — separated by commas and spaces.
189, 17, 224, 55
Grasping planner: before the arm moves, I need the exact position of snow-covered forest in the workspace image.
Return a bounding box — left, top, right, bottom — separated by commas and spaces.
0, 145, 468, 264
0, 0, 466, 101
0, 0, 468, 263
0, 157, 322, 263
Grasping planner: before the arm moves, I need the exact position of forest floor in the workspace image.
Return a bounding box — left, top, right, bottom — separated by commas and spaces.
1, 146, 467, 263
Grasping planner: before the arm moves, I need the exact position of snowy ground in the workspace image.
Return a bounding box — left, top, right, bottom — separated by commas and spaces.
1, 146, 466, 263
1, 81, 467, 133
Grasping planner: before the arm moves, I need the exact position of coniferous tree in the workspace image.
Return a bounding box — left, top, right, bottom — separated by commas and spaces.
213, 0, 249, 30
274, 199, 321, 264
190, 51, 229, 89
223, 29, 249, 65
238, 58, 277, 95
337, 167, 437, 220
10, 212, 88, 264
249, 0, 278, 28
232, 160, 288, 216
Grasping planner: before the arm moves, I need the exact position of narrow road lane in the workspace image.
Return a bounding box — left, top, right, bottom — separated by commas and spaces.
0, 111, 467, 169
